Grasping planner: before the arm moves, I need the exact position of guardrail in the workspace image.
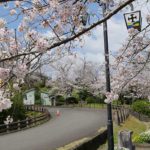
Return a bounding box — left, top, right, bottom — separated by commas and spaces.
0, 105, 50, 135
55, 103, 106, 109
112, 105, 130, 126
57, 104, 130, 126
113, 105, 150, 122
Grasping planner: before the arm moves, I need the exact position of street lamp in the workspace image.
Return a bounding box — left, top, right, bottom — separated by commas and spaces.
81, 2, 114, 149
102, 3, 114, 150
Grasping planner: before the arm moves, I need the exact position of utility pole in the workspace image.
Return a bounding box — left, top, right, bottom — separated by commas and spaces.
102, 3, 114, 150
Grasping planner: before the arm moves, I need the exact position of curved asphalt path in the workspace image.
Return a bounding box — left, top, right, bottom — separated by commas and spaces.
0, 107, 107, 150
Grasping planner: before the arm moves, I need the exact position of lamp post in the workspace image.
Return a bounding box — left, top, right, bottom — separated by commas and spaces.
102, 3, 114, 150
80, 0, 118, 148
81, 2, 114, 149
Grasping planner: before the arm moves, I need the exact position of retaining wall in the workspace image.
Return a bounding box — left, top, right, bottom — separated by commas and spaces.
73, 129, 107, 150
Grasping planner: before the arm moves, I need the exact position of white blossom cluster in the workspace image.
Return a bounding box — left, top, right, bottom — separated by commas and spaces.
0, 18, 6, 29
0, 67, 10, 80
104, 91, 119, 104
4, 115, 13, 125
13, 63, 28, 80
0, 91, 12, 112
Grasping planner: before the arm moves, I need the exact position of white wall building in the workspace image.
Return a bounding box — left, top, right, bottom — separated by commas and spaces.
23, 89, 35, 105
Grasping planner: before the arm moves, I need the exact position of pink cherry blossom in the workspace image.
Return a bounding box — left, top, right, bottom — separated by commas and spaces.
0, 68, 10, 80
0, 18, 6, 29
10, 9, 16, 16
13, 63, 28, 80
0, 90, 12, 112
104, 92, 119, 104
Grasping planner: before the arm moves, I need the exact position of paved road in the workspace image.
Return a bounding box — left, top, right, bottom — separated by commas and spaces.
0, 107, 107, 150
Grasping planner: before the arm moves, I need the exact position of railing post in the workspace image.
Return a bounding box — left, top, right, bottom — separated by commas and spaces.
120, 108, 123, 123
116, 109, 120, 126
18, 120, 20, 130
6, 124, 9, 133
26, 118, 29, 128
122, 107, 125, 121
34, 117, 36, 126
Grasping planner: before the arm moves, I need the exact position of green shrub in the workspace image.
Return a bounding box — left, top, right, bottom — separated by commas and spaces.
34, 90, 42, 105
134, 130, 150, 144
85, 96, 95, 104
0, 92, 26, 124
10, 92, 26, 121
40, 87, 49, 92
34, 81, 45, 89
95, 94, 105, 104
132, 100, 150, 116
71, 89, 80, 101
112, 100, 122, 105
78, 89, 93, 101
66, 97, 78, 104
55, 95, 65, 105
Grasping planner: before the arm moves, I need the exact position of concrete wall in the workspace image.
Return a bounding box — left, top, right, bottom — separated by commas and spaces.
73, 129, 107, 150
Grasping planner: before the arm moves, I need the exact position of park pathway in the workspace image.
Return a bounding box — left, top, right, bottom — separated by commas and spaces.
0, 107, 107, 150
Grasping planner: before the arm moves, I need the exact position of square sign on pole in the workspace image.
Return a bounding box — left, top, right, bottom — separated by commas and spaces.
124, 11, 142, 31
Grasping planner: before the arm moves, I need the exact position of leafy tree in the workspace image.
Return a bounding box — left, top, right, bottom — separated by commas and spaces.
0, 91, 26, 124
66, 97, 78, 104
55, 95, 65, 105
86, 96, 95, 104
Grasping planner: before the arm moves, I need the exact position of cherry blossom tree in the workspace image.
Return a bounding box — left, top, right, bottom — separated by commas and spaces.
0, 0, 150, 111
111, 26, 150, 101
49, 55, 105, 94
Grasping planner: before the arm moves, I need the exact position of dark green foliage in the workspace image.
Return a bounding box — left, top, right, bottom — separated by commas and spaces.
134, 132, 150, 144
86, 96, 95, 104
33, 83, 49, 105
0, 92, 26, 124
34, 81, 45, 89
34, 90, 42, 105
55, 95, 65, 105
94, 94, 105, 104
132, 100, 150, 117
85, 95, 105, 104
66, 97, 78, 104
78, 89, 91, 101
112, 100, 122, 105
72, 88, 105, 104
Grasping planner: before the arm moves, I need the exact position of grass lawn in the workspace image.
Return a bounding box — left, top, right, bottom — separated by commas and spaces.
98, 115, 147, 149
81, 103, 106, 109
26, 111, 42, 118
113, 115, 147, 143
